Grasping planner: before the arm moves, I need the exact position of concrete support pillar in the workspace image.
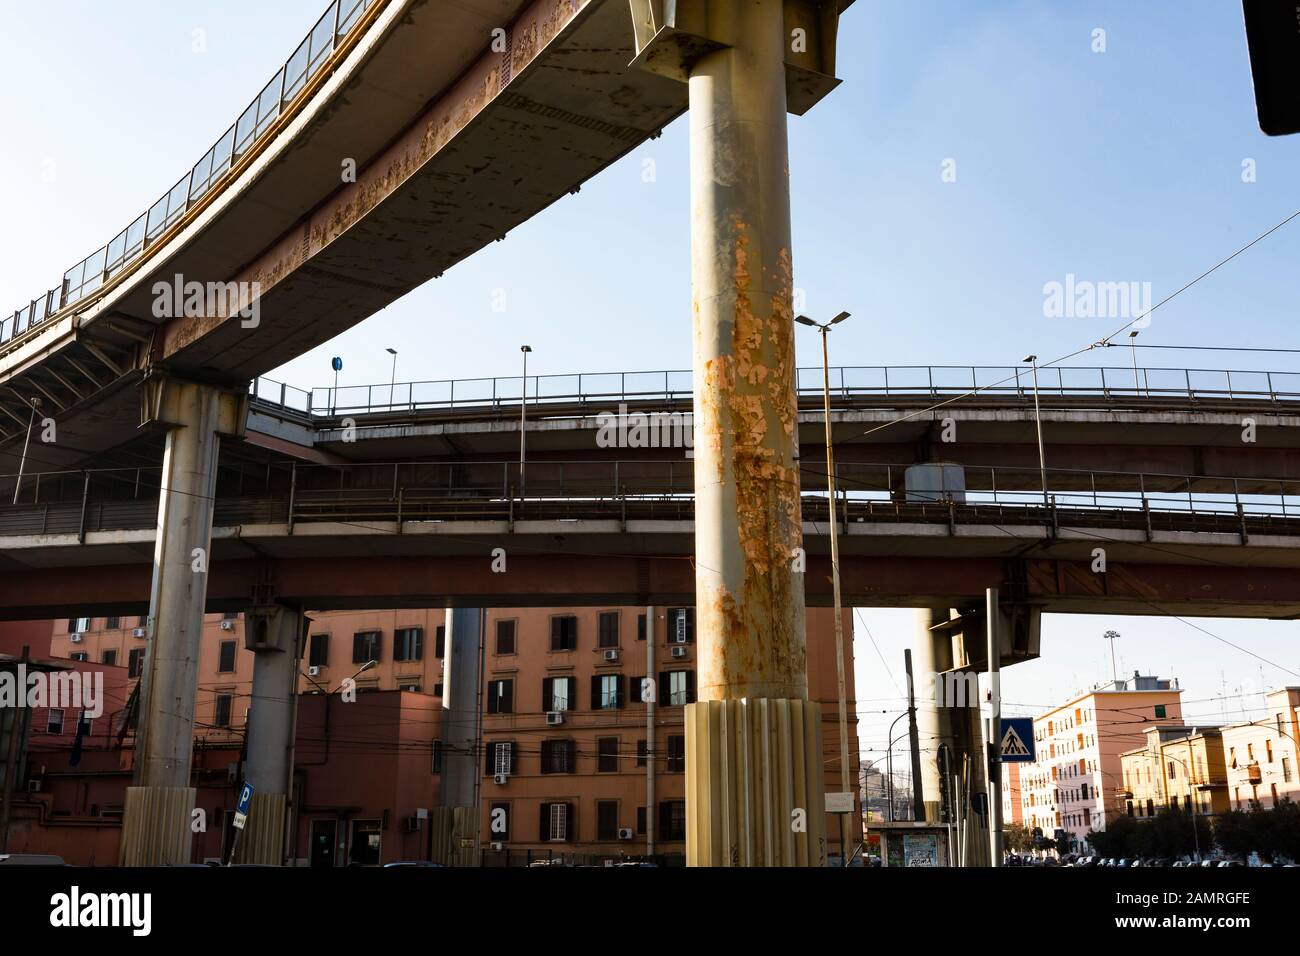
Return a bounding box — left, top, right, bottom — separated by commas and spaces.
121, 377, 246, 866
681, 0, 811, 867
911, 607, 991, 865
234, 606, 302, 865
440, 608, 483, 865
912, 608, 953, 825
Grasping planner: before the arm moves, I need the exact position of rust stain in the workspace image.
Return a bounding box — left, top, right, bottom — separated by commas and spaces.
699, 214, 805, 698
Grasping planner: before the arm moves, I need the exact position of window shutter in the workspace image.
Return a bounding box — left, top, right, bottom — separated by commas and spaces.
591, 675, 602, 710
540, 802, 550, 840
686, 670, 697, 704
658, 672, 669, 704
542, 678, 553, 712
685, 608, 695, 642
502, 680, 513, 714
659, 801, 672, 838
565, 677, 576, 710
551, 617, 561, 649
615, 675, 625, 709
485, 742, 496, 776
629, 679, 642, 705
565, 739, 575, 773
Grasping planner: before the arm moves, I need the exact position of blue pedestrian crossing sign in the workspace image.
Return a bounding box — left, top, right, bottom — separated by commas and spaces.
998, 719, 1035, 763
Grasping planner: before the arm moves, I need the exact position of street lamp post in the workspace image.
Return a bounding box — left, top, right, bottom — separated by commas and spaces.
519, 346, 532, 501
884, 711, 908, 822
1103, 630, 1120, 687
797, 310, 853, 856
1127, 331, 1141, 396
386, 348, 398, 409
1022, 355, 1049, 512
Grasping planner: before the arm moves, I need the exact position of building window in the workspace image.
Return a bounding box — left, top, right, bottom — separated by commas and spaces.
309, 634, 329, 667
1266, 740, 1274, 762
106, 616, 121, 629
1154, 704, 1167, 719
667, 735, 685, 773
485, 741, 514, 776
596, 800, 620, 841
662, 670, 696, 706
541, 739, 575, 774
488, 679, 514, 715
67, 617, 89, 634
393, 627, 424, 662
46, 708, 65, 735
637, 614, 647, 641
593, 674, 624, 710
352, 631, 381, 664
223, 611, 239, 621
101, 649, 118, 666
543, 676, 574, 712
496, 620, 516, 656
550, 616, 577, 652
597, 736, 619, 773
214, 694, 233, 728
637, 806, 647, 835
668, 607, 694, 643
218, 639, 237, 673
435, 625, 445, 658
637, 739, 648, 767
398, 681, 421, 692
432, 740, 443, 774
433, 683, 444, 697
128, 648, 145, 679
1283, 757, 1292, 783
490, 801, 510, 841
541, 802, 570, 842
659, 800, 686, 841
70, 652, 88, 662
598, 611, 619, 648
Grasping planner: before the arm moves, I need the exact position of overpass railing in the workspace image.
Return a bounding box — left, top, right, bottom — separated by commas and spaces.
0, 0, 380, 352
5, 460, 1300, 540
247, 363, 1300, 419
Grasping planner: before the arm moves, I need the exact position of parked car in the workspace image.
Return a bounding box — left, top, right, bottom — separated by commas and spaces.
1217, 860, 1244, 868
0, 854, 68, 867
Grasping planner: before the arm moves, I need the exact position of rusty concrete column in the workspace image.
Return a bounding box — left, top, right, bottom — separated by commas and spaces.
689, 0, 804, 707
120, 377, 247, 866
683, 0, 817, 867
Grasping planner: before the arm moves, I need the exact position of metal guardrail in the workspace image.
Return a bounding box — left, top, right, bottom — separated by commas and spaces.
6, 460, 1300, 540
0, 0, 378, 350
247, 364, 1300, 419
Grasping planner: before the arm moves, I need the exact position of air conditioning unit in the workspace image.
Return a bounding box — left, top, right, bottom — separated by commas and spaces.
402, 816, 421, 833
219, 621, 234, 631
490, 842, 504, 852
69, 633, 83, 644
27, 780, 42, 794
546, 711, 565, 726
308, 666, 321, 677
618, 828, 634, 840
131, 628, 146, 638
494, 773, 509, 786
671, 646, 687, 659
603, 649, 620, 662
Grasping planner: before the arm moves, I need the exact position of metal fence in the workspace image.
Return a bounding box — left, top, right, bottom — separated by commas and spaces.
0, 0, 379, 350
245, 364, 1300, 419
7, 460, 1300, 540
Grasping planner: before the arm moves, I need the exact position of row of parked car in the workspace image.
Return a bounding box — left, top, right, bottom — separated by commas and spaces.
1005, 853, 1294, 867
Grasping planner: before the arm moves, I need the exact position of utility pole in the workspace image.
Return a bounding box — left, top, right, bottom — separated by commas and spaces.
519, 345, 531, 501
645, 605, 656, 860
12, 398, 40, 505
986, 588, 1002, 867
905, 649, 925, 822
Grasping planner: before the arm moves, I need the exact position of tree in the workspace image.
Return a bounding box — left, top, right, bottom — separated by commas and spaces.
1088, 814, 1140, 858
1004, 824, 1033, 854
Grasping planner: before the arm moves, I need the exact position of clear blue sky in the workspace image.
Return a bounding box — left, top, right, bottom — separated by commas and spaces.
2, 1, 1298, 760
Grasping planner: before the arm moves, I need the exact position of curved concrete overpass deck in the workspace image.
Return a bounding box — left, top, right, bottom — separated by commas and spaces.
0, 0, 685, 475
